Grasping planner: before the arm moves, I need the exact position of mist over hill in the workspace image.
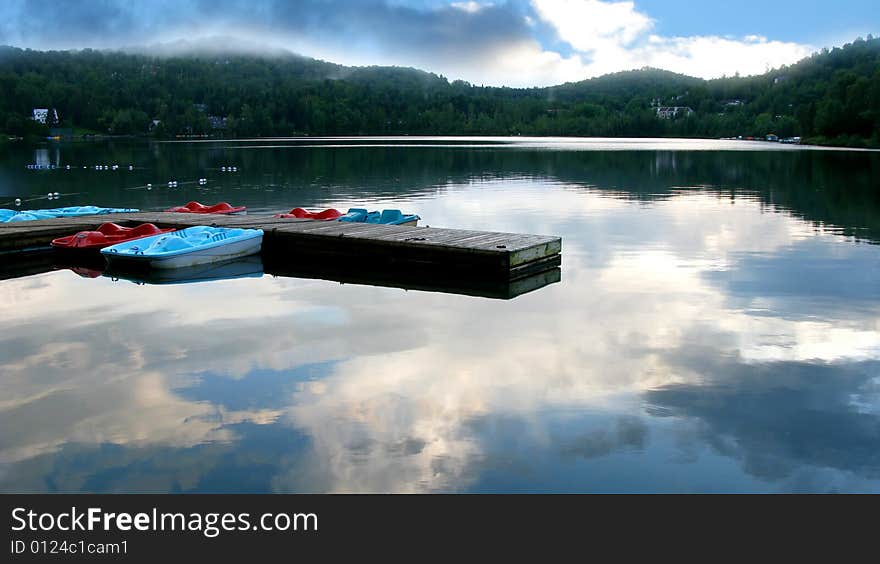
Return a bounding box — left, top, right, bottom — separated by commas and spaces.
1, 35, 878, 147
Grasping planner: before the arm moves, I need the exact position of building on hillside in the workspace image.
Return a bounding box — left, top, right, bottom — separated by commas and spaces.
656, 106, 694, 119
32, 108, 59, 125
208, 116, 228, 130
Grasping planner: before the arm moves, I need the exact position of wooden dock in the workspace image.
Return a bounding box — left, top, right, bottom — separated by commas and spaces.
0, 212, 562, 298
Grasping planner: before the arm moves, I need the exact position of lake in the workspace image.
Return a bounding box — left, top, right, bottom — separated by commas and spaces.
1, 137, 879, 493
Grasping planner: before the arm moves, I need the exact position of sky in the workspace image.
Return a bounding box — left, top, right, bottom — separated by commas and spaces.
0, 0, 877, 87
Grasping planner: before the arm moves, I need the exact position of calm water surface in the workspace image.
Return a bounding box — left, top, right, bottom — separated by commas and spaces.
1, 138, 879, 493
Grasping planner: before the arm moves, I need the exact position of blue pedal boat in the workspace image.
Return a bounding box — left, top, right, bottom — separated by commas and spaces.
337, 208, 419, 226
1, 206, 139, 222
101, 226, 263, 269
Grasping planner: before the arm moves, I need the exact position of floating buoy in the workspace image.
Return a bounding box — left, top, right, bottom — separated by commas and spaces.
47, 192, 53, 199
129, 165, 134, 171
53, 192, 60, 198
168, 181, 174, 187
14, 198, 21, 206
66, 165, 71, 170
146, 183, 152, 190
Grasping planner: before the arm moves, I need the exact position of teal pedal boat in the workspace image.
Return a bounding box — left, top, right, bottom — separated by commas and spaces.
101, 226, 263, 269
337, 208, 419, 226
1, 206, 139, 222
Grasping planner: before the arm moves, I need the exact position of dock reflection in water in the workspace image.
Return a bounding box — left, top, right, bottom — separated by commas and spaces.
0, 248, 561, 299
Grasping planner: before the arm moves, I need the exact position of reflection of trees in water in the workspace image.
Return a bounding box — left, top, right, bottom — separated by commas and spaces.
2, 143, 877, 241
162, 146, 880, 244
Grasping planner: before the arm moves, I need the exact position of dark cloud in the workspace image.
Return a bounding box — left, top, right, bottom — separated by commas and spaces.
1, 0, 148, 48
0, 422, 311, 493
268, 0, 530, 54
645, 353, 880, 485
0, 0, 535, 65
178, 362, 339, 412
559, 416, 648, 460
704, 238, 880, 322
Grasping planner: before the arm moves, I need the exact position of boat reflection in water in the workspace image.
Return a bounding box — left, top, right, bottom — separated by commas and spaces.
103, 255, 264, 285
51, 253, 107, 279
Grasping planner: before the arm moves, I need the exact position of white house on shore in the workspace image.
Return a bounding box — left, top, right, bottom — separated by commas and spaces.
656, 106, 694, 119
32, 108, 59, 125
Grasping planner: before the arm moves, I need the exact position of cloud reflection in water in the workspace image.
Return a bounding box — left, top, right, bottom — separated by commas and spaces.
1, 181, 879, 493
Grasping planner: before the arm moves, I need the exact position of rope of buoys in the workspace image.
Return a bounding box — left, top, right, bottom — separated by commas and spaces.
0, 192, 82, 207
26, 163, 139, 171
125, 178, 209, 191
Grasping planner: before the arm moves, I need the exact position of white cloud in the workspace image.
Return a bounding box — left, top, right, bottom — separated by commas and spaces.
450, 1, 494, 13
533, 0, 653, 51
637, 34, 813, 78
524, 0, 813, 83
450, 38, 591, 87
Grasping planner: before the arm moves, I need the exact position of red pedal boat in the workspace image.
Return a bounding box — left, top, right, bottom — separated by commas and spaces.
51, 223, 176, 251
165, 201, 247, 215
276, 207, 343, 220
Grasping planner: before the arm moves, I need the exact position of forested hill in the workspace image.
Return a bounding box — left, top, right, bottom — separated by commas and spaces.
1, 35, 878, 147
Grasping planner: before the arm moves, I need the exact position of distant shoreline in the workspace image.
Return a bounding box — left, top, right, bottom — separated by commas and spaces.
9, 134, 879, 152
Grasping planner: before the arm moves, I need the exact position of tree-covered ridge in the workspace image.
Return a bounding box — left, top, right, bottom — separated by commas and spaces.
1, 36, 878, 146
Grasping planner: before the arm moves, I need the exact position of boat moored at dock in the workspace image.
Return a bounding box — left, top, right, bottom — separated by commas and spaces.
165, 201, 247, 215
51, 223, 175, 251
1, 206, 140, 223
337, 208, 420, 226
276, 207, 419, 225
276, 207, 344, 220
101, 225, 264, 269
